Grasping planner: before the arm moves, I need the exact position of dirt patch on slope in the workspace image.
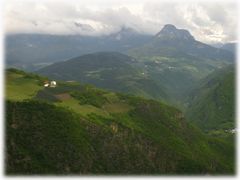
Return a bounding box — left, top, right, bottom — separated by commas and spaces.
55, 93, 71, 101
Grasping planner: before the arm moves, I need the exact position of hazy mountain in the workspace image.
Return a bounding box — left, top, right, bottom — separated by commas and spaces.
5, 28, 151, 71
6, 69, 235, 174
186, 65, 235, 131
210, 42, 237, 54
210, 43, 224, 48
220, 43, 237, 53
108, 26, 146, 41
155, 24, 195, 41
129, 24, 234, 62
128, 24, 235, 103
36, 23, 236, 104
6, 24, 236, 105
6, 24, 234, 73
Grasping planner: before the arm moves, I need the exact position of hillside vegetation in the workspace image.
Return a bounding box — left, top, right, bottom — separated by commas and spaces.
186, 66, 235, 131
128, 25, 234, 102
37, 52, 170, 103
5, 69, 235, 175
6, 69, 45, 101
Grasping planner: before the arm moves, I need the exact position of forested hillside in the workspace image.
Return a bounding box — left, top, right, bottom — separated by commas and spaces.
186, 66, 235, 131
5, 69, 235, 175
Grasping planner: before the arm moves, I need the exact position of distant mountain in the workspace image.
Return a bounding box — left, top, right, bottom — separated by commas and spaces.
128, 24, 235, 102
220, 43, 237, 53
210, 42, 237, 54
210, 43, 224, 48
6, 69, 235, 174
186, 65, 235, 131
7, 24, 236, 104
5, 28, 151, 71
129, 24, 234, 61
6, 24, 235, 72
37, 52, 169, 102
108, 26, 142, 40
155, 24, 195, 41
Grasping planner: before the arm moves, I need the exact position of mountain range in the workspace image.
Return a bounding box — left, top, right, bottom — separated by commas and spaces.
37, 24, 235, 104
6, 25, 235, 71
211, 42, 236, 53
129, 24, 234, 61
5, 27, 151, 71
5, 24, 236, 175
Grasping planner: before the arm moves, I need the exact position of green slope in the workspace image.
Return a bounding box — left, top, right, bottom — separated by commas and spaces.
186, 66, 235, 131
5, 69, 235, 175
6, 69, 45, 101
37, 52, 170, 103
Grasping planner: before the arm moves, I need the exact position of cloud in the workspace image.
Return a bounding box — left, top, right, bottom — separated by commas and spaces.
141, 1, 238, 43
4, 0, 238, 43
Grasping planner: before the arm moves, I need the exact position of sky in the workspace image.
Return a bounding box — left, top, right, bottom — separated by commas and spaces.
4, 0, 239, 43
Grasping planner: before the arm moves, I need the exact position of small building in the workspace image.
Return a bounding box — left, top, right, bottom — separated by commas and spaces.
50, 81, 57, 88
43, 80, 57, 88
224, 128, 237, 134
44, 81, 49, 87
230, 129, 236, 134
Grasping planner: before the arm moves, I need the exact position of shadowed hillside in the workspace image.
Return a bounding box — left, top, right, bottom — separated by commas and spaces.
186, 66, 235, 131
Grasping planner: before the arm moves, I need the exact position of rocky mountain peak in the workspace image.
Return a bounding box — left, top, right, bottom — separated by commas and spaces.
155, 24, 195, 41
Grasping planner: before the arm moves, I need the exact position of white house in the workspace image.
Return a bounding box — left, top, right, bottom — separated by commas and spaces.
44, 81, 57, 88
50, 81, 57, 88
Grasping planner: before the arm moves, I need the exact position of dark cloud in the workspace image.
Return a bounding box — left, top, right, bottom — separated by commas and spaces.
74, 22, 94, 32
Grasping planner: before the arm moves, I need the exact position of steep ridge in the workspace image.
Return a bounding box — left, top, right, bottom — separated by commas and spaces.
185, 65, 235, 131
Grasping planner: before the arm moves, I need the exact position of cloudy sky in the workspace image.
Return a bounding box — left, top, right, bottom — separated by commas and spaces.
4, 0, 238, 43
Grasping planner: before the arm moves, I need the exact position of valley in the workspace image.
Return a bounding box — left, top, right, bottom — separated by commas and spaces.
5, 24, 236, 175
